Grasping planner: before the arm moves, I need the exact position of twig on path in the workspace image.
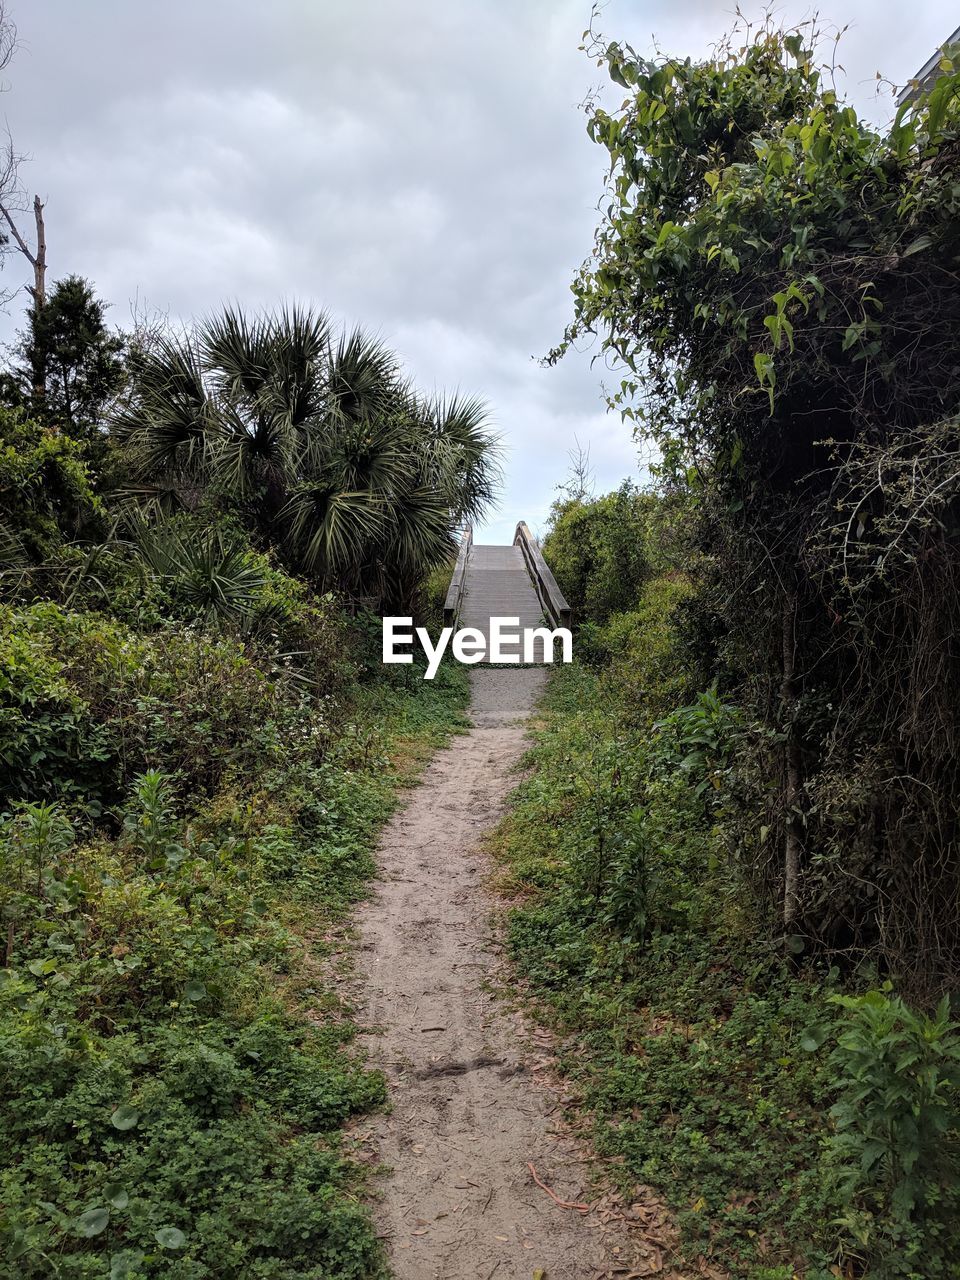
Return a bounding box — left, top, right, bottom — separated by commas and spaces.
526, 1161, 590, 1213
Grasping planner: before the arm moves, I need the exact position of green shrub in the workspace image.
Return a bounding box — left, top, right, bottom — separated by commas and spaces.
0, 602, 351, 810
579, 573, 695, 722
817, 988, 960, 1278
542, 483, 654, 622
416, 556, 456, 635
0, 409, 101, 568
0, 655, 468, 1277
492, 663, 833, 1272
494, 654, 960, 1274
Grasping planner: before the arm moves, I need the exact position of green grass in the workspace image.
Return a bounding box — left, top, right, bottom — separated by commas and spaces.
489, 663, 840, 1279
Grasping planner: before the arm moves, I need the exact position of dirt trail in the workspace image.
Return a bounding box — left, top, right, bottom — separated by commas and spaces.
353, 668, 641, 1280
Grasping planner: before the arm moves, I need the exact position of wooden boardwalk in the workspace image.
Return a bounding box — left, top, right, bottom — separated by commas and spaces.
444, 525, 571, 663
458, 544, 545, 647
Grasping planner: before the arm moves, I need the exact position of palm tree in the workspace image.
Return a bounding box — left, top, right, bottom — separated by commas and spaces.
113, 305, 499, 607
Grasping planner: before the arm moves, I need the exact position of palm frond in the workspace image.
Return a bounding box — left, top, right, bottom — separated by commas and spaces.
281, 483, 385, 580
114, 303, 500, 604
324, 328, 399, 427
134, 522, 266, 623
112, 333, 213, 479
419, 393, 501, 522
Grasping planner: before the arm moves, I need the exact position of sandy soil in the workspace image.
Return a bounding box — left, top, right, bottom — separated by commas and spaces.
351, 668, 659, 1280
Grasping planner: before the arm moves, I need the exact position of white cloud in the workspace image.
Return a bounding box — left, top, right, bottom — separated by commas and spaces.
0, 0, 953, 539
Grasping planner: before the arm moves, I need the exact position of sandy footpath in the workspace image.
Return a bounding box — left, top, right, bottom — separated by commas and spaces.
351, 668, 646, 1280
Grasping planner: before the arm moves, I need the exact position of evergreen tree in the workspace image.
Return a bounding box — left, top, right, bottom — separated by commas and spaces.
2, 275, 125, 448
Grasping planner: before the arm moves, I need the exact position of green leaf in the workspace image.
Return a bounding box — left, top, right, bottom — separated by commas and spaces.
753, 352, 776, 413
842, 324, 862, 352
110, 1253, 145, 1280
903, 233, 932, 257
110, 1104, 140, 1131
76, 1207, 110, 1237
183, 979, 207, 1002
800, 1021, 832, 1052
783, 33, 803, 59
155, 1227, 187, 1249
104, 1183, 129, 1209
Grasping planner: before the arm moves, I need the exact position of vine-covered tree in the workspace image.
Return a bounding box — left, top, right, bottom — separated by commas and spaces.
554, 17, 960, 990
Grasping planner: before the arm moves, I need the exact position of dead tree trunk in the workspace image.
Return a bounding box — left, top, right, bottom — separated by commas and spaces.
0, 193, 46, 307
30, 194, 46, 310
0, 194, 48, 399
781, 580, 803, 930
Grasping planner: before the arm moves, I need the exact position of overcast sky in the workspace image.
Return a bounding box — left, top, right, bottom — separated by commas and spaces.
0, 1, 953, 540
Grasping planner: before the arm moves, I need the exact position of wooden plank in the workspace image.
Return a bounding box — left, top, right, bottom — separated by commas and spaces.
513, 521, 571, 629
442, 523, 473, 627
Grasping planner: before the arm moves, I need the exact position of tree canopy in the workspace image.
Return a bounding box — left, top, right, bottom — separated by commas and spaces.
115, 305, 499, 608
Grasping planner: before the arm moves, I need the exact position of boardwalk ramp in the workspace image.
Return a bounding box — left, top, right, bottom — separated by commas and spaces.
442, 523, 571, 663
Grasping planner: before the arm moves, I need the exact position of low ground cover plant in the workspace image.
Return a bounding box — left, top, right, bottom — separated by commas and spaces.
0, 615, 469, 1277
495, 478, 960, 1278
494, 657, 960, 1279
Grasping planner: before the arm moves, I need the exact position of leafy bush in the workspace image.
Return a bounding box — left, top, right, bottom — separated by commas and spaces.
0, 409, 101, 570
552, 11, 960, 991
0, 641, 468, 1277
0, 601, 352, 810
416, 556, 457, 635
492, 667, 833, 1276
817, 989, 960, 1278
578, 573, 695, 726
542, 482, 654, 623
493, 648, 960, 1275
653, 684, 743, 802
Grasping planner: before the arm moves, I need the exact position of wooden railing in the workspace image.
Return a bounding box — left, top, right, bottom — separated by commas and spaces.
513, 521, 572, 629
442, 523, 473, 627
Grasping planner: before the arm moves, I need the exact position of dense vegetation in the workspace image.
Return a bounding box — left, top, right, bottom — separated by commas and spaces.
503, 15, 960, 1279
551, 14, 960, 993
0, 172, 487, 1277
4, 5, 960, 1278
115, 307, 497, 608
503, 484, 960, 1279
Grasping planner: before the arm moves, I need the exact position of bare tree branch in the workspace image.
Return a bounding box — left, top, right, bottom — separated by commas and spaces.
0, 2, 17, 77
0, 6, 39, 315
